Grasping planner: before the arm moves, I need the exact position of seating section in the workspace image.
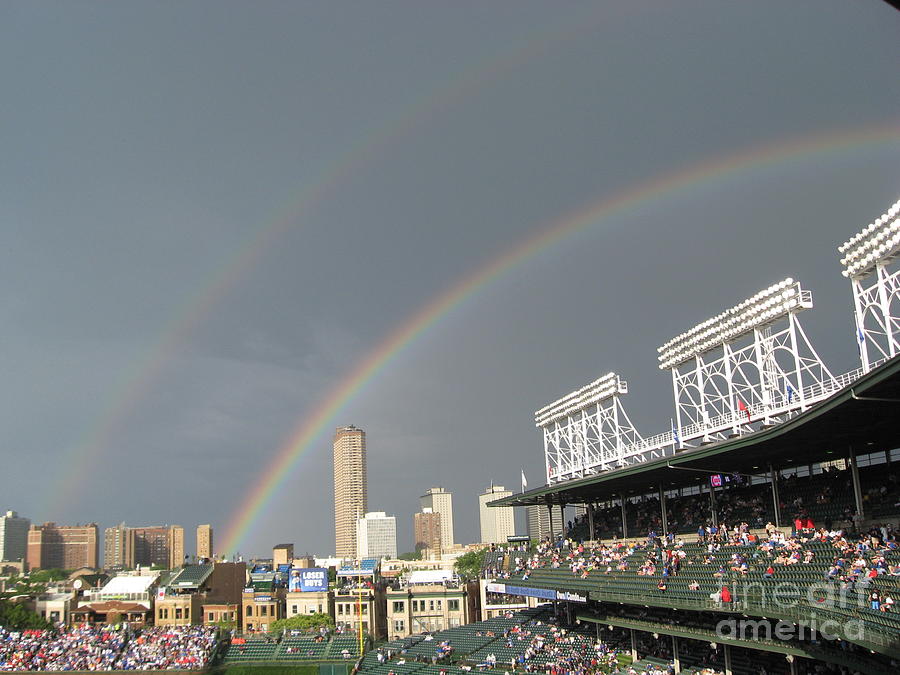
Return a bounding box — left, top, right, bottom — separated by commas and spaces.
567, 463, 898, 541
501, 533, 900, 659
167, 564, 214, 587
221, 637, 279, 662
222, 631, 370, 664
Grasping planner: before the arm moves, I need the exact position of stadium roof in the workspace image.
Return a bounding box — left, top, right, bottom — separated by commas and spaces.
492, 355, 900, 508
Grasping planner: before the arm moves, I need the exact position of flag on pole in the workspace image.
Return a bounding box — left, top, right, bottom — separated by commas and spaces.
737, 397, 751, 424
521, 469, 528, 493
786, 383, 795, 404
857, 323, 866, 344
671, 418, 680, 446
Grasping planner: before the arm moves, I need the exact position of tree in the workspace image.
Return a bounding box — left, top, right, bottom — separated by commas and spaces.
454, 548, 487, 580
270, 612, 335, 632
0, 600, 52, 629
397, 551, 421, 561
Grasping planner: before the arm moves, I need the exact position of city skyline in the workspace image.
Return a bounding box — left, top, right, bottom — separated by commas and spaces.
1, 2, 898, 555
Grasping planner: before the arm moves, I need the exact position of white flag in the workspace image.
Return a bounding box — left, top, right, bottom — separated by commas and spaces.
521, 469, 528, 492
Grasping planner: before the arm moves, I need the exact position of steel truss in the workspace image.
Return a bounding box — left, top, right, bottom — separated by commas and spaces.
839, 197, 900, 372
539, 375, 650, 484
850, 262, 900, 372
668, 305, 837, 446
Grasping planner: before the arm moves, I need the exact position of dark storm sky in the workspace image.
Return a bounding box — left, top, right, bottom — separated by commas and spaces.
1, 1, 898, 556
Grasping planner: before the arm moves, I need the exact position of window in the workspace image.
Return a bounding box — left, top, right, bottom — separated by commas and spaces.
260, 605, 267, 616
209, 613, 214, 622
338, 604, 344, 615
175, 608, 183, 620
393, 601, 405, 613
185, 608, 190, 620
393, 619, 405, 633
429, 600, 434, 611
448, 600, 459, 612
246, 605, 253, 617
436, 600, 442, 609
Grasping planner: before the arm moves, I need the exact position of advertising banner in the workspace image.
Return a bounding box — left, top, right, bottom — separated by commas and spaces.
290, 567, 329, 592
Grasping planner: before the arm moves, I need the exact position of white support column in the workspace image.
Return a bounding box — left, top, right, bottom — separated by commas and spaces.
876, 263, 897, 359
723, 342, 738, 435
851, 277, 871, 372
695, 354, 707, 436
671, 635, 680, 674
672, 369, 684, 445
788, 313, 805, 409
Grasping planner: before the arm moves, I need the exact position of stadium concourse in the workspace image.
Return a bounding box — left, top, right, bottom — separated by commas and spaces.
477, 356, 900, 674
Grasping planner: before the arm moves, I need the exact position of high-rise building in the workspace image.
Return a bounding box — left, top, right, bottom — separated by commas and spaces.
356, 512, 397, 560
413, 509, 442, 556
168, 525, 184, 569
197, 524, 213, 559
478, 485, 515, 544
333, 425, 367, 558
526, 504, 551, 541
27, 523, 99, 570
419, 487, 455, 550
104, 523, 134, 568
0, 511, 30, 562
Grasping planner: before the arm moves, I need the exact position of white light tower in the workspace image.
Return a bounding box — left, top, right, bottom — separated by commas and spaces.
536, 373, 645, 484
838, 196, 900, 372
658, 279, 837, 446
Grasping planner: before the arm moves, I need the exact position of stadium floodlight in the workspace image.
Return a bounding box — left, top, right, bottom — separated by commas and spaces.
535, 372, 626, 427
838, 197, 900, 278
657, 278, 812, 370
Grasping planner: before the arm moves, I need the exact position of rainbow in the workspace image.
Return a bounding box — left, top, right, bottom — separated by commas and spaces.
39, 5, 616, 520
220, 121, 900, 554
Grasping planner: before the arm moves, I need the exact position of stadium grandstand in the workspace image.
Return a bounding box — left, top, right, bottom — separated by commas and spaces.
474, 197, 900, 674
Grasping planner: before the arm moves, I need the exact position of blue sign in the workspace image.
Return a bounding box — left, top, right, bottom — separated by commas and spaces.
290, 567, 329, 592
504, 585, 557, 601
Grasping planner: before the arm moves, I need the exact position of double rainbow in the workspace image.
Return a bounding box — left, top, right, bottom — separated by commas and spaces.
220, 121, 900, 553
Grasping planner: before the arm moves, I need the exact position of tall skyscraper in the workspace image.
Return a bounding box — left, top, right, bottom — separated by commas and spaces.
356, 512, 397, 560
333, 425, 367, 558
420, 487, 455, 549
526, 504, 551, 541
27, 523, 99, 570
168, 525, 184, 569
0, 511, 30, 562
478, 485, 515, 544
104, 523, 133, 568
413, 509, 442, 556
197, 524, 213, 559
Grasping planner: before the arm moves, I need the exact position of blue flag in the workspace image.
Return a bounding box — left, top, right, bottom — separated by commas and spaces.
671, 418, 680, 445
786, 383, 794, 403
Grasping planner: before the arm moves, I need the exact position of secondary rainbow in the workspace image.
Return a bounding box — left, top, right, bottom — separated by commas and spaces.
40, 6, 615, 519
220, 121, 900, 553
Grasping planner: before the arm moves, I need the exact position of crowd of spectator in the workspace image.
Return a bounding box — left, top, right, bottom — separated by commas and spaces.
0, 625, 218, 671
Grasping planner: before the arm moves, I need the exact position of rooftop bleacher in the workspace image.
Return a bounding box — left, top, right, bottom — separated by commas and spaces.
168, 564, 214, 588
